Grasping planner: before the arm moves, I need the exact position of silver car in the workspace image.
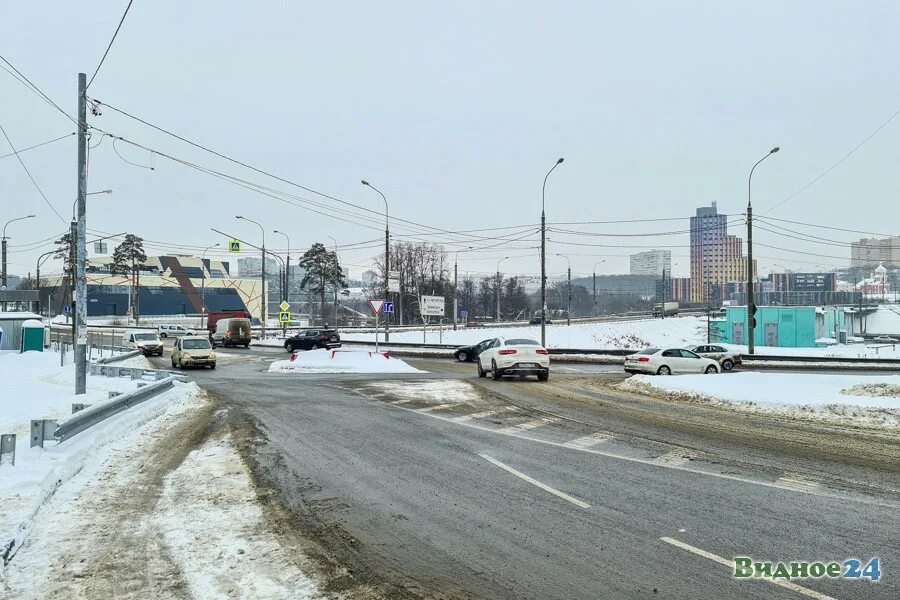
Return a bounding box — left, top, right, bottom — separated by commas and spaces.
686, 344, 741, 371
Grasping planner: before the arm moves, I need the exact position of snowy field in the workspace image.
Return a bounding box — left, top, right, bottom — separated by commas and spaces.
620, 372, 900, 428
269, 348, 423, 374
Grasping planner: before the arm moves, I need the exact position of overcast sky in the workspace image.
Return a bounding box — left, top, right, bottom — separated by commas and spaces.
2, 1, 898, 281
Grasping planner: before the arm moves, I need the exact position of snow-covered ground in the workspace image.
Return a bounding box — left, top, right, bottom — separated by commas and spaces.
343, 317, 706, 349
269, 349, 423, 374
619, 372, 900, 428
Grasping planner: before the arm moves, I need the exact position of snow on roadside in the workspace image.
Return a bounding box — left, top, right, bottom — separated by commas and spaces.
618, 372, 900, 428
151, 434, 320, 599
367, 379, 479, 403
1, 382, 202, 587
269, 349, 423, 374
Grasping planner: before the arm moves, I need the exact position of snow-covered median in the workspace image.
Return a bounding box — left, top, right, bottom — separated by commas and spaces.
269, 349, 423, 374
619, 372, 900, 428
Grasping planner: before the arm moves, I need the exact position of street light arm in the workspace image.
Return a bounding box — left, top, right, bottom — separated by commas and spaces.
541, 158, 564, 214
361, 180, 389, 225
747, 147, 779, 208
3, 214, 36, 238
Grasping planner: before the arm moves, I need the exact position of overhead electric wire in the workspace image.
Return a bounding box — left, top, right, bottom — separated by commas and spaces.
757, 215, 898, 239
86, 0, 135, 89
0, 119, 66, 223
0, 132, 74, 160
764, 108, 900, 214
0, 54, 77, 124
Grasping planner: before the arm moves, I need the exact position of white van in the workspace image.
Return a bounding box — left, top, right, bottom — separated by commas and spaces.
157, 324, 196, 338
122, 329, 164, 356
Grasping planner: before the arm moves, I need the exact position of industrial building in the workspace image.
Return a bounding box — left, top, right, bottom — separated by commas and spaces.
719, 305, 860, 348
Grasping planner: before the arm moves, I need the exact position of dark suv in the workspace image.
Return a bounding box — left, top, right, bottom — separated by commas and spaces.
284, 329, 341, 352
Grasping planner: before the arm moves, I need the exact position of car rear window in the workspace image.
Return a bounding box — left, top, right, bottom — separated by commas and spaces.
638, 348, 659, 355
506, 338, 540, 345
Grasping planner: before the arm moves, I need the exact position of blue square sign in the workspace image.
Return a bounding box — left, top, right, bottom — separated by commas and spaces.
383, 301, 394, 313
460, 310, 468, 318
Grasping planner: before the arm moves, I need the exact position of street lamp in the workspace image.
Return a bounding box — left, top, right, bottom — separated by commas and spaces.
555, 253, 572, 325
747, 146, 779, 354
541, 158, 564, 345
496, 256, 510, 322
236, 215, 266, 327
2, 214, 36, 295
361, 179, 390, 340
200, 242, 220, 329
328, 235, 340, 329
592, 259, 606, 316
273, 229, 291, 304
454, 246, 473, 330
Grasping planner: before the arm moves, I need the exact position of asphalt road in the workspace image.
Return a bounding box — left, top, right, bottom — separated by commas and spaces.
145, 344, 900, 600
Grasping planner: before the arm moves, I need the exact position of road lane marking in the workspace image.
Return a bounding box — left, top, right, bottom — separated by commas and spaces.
417, 402, 466, 412
774, 475, 821, 493
341, 387, 900, 509
498, 417, 556, 433
478, 453, 590, 509
388, 399, 412, 405
563, 432, 612, 449
659, 537, 838, 600
451, 410, 497, 423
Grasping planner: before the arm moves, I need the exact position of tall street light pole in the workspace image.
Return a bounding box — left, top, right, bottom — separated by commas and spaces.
273, 230, 291, 304
328, 235, 340, 329
237, 216, 266, 328
541, 158, 564, 346
200, 242, 219, 330
592, 259, 606, 317
74, 72, 89, 395
453, 246, 473, 330
496, 256, 510, 322
746, 146, 779, 355
556, 254, 571, 326
362, 180, 390, 341
2, 215, 36, 306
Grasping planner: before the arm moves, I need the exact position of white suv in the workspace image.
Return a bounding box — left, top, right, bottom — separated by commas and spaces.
477, 337, 550, 381
157, 324, 196, 338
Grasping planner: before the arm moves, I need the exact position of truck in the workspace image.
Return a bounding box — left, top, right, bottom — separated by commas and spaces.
652, 301, 679, 317
206, 310, 250, 334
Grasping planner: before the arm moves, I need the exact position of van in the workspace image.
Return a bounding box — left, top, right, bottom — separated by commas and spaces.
122, 329, 164, 356
211, 318, 252, 348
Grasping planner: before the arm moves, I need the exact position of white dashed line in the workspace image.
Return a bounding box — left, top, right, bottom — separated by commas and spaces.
563, 432, 613, 449
659, 537, 838, 600
479, 453, 590, 509
417, 402, 466, 413
499, 417, 556, 433
451, 410, 497, 423
774, 475, 821, 494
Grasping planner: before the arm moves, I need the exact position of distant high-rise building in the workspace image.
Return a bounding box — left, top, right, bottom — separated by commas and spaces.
630, 250, 671, 276
237, 256, 278, 277
850, 237, 900, 269
362, 270, 378, 285
689, 202, 749, 303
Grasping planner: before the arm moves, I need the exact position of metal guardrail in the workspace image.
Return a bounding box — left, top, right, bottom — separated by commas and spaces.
740, 354, 900, 365
94, 349, 142, 364
55, 376, 178, 442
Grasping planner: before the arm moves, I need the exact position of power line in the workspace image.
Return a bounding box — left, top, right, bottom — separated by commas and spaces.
0, 119, 66, 223
0, 132, 74, 160
86, 0, 135, 89
0, 54, 77, 124
758, 215, 898, 238
764, 108, 900, 214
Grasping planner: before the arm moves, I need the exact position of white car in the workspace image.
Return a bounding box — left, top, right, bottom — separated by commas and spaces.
624, 347, 719, 375
121, 330, 164, 356
476, 337, 550, 381
157, 324, 196, 338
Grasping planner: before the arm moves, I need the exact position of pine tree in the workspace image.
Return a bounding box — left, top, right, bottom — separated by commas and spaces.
297, 243, 346, 325
112, 234, 147, 321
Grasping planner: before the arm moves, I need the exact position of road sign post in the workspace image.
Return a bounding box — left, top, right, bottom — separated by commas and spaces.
369, 299, 385, 352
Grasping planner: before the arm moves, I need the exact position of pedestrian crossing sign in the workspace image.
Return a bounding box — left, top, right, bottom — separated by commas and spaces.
229, 240, 241, 253
279, 311, 291, 323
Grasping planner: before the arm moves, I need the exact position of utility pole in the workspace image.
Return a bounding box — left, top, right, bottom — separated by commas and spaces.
453, 247, 472, 331
236, 216, 266, 328
2, 215, 36, 310
541, 158, 564, 346
328, 235, 339, 330
75, 72, 88, 395
496, 256, 510, 322
362, 180, 390, 341
566, 264, 571, 326
591, 260, 605, 318
747, 146, 779, 355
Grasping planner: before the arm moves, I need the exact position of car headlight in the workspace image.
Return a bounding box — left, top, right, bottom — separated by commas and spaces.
182, 352, 192, 359
137, 344, 145, 348
208, 351, 216, 359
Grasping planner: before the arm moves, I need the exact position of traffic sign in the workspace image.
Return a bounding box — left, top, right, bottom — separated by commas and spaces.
383, 301, 394, 313
64, 305, 71, 314
369, 299, 385, 314
279, 311, 291, 323
460, 310, 468, 318
279, 300, 290, 312
229, 240, 241, 253
420, 295, 445, 317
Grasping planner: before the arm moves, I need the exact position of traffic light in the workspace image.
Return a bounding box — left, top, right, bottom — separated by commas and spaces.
749, 302, 757, 329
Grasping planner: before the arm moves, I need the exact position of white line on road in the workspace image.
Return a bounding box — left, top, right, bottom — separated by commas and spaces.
652, 450, 693, 468
498, 417, 556, 433
478, 453, 590, 509
659, 537, 838, 600
417, 402, 466, 412
451, 410, 497, 423
388, 399, 412, 405
774, 475, 821, 494
563, 432, 612, 449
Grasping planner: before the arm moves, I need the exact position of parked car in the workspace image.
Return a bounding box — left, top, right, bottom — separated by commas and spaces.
211, 317, 252, 348
284, 329, 341, 352
476, 337, 550, 381
686, 344, 741, 371
121, 330, 164, 356
172, 336, 216, 369
157, 324, 195, 338
624, 347, 719, 375
454, 339, 493, 362
529, 317, 552, 325
872, 336, 898, 344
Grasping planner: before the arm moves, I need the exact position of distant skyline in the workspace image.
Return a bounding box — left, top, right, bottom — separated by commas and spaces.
3, 1, 899, 281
